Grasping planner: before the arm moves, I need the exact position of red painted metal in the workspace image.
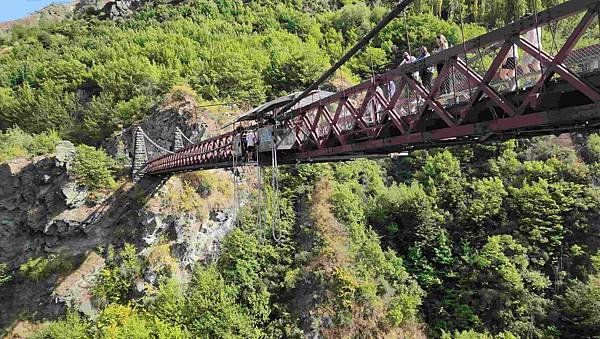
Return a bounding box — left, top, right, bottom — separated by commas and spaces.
517, 8, 600, 113
143, 0, 600, 176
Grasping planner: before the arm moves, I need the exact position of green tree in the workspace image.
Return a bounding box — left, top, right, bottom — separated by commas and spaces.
184, 266, 259, 338
31, 311, 91, 339
71, 145, 118, 191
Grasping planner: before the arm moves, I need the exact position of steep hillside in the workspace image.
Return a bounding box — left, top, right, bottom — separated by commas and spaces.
0, 0, 600, 338
0, 93, 240, 335
0, 2, 76, 31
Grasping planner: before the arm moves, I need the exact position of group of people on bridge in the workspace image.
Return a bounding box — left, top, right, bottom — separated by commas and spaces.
389, 14, 543, 103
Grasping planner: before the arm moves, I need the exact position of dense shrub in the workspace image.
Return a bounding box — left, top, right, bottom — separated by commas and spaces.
587, 133, 600, 162
0, 262, 11, 286
18, 255, 73, 281
71, 145, 117, 191
31, 311, 91, 339
93, 244, 143, 306
0, 127, 61, 163
0, 0, 496, 144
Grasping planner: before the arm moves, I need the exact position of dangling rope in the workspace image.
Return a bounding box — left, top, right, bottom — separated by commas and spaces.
531, 0, 546, 96
458, 0, 472, 102
232, 124, 241, 225
255, 134, 265, 244
511, 37, 519, 94
403, 11, 412, 57
270, 125, 283, 243
548, 14, 560, 57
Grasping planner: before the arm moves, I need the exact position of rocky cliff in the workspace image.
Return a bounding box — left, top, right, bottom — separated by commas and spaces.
0, 0, 177, 31
0, 96, 238, 335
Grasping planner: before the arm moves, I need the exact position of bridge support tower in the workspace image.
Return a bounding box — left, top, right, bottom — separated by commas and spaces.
132, 126, 148, 181
174, 128, 184, 151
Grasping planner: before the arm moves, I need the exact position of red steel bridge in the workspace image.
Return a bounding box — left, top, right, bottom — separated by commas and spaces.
139, 0, 600, 176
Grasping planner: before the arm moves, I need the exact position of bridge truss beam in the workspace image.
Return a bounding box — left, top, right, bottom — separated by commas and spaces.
142, 0, 600, 176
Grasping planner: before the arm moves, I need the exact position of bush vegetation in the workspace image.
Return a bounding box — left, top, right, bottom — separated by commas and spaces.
0, 127, 61, 163
71, 144, 118, 191
0, 262, 11, 286
18, 255, 73, 281
0, 0, 553, 145
93, 244, 144, 306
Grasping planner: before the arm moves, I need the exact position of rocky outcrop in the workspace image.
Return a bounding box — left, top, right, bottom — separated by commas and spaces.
0, 0, 179, 31
0, 149, 236, 330
105, 0, 150, 19
75, 0, 115, 14
76, 0, 182, 20
0, 2, 76, 31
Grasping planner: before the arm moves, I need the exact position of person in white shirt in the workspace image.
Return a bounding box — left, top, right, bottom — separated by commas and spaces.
520, 14, 542, 79
417, 46, 433, 90
389, 51, 417, 98
245, 131, 257, 161
400, 51, 416, 66
434, 34, 450, 94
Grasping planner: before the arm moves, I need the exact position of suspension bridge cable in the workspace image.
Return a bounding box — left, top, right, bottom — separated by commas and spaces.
141, 130, 175, 154
275, 0, 416, 122
179, 129, 196, 144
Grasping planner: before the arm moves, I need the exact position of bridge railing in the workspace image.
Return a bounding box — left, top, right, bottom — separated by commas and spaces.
281, 0, 600, 155
143, 132, 234, 175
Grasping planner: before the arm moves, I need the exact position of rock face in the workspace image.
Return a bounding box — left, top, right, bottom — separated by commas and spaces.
0, 151, 236, 330
0, 0, 178, 31
75, 0, 115, 14
76, 0, 181, 20
0, 2, 76, 31
105, 0, 150, 19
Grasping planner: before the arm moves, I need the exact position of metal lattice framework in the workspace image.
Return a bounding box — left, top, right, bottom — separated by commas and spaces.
143, 0, 600, 176
142, 132, 234, 174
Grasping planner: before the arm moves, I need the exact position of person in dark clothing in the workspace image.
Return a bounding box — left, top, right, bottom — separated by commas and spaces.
417, 46, 433, 91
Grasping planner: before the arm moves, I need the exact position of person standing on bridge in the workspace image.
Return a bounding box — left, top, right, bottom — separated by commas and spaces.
400, 51, 417, 66
400, 51, 418, 79
500, 40, 519, 92
237, 126, 247, 158
389, 51, 417, 98
434, 34, 450, 94
519, 13, 542, 87
245, 130, 258, 162
417, 46, 433, 90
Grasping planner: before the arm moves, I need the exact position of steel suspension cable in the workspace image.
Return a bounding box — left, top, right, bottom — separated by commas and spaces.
141, 130, 174, 154
179, 130, 196, 145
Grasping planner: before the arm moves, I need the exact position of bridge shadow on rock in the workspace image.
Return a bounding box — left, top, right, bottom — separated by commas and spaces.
0, 156, 167, 334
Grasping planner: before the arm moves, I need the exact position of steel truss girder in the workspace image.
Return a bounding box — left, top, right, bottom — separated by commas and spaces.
142, 0, 600, 176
